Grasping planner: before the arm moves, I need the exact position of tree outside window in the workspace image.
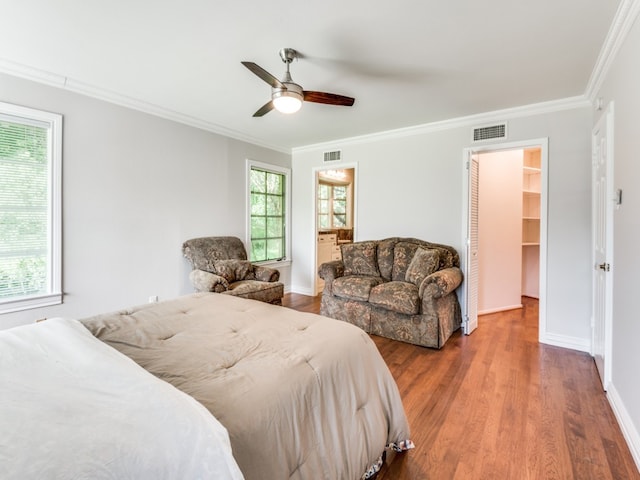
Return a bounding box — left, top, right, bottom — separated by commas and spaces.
318, 182, 348, 229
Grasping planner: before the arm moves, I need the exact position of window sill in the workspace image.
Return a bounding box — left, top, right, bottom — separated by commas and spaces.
255, 259, 292, 269
0, 293, 63, 315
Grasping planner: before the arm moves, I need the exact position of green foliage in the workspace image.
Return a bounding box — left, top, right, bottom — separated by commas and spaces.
250, 167, 286, 261
251, 217, 266, 238
0, 257, 46, 298
266, 239, 282, 260
317, 183, 348, 228
334, 185, 347, 200
0, 120, 47, 161
251, 240, 266, 262
0, 119, 49, 299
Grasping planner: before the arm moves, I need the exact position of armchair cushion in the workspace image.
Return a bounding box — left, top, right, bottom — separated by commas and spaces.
183, 236, 248, 272
189, 270, 229, 293
253, 265, 280, 283
212, 259, 254, 283
341, 241, 380, 277
225, 280, 284, 303
369, 282, 420, 315
405, 248, 440, 286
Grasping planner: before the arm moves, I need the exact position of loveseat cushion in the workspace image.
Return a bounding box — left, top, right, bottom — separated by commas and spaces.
392, 242, 422, 281
376, 239, 398, 281
341, 241, 380, 277
333, 275, 384, 301
405, 247, 440, 286
369, 281, 420, 315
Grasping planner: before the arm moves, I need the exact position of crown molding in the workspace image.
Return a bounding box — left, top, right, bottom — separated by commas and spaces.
292, 96, 590, 154
585, 0, 640, 101
0, 58, 290, 154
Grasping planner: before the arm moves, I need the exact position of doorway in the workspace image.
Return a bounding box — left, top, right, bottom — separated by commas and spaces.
462, 139, 548, 337
314, 167, 356, 295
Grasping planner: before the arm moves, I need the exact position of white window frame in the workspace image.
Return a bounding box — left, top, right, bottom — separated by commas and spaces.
0, 102, 62, 314
317, 180, 351, 229
246, 159, 291, 266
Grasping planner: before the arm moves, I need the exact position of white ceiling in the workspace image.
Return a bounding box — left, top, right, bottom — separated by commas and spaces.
0, 0, 620, 151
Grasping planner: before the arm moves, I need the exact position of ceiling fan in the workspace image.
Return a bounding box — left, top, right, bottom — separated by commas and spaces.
241, 48, 355, 117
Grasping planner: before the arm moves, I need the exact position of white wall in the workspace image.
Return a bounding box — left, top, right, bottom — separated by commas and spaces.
0, 72, 291, 329
292, 105, 593, 349
478, 150, 523, 313
595, 9, 640, 468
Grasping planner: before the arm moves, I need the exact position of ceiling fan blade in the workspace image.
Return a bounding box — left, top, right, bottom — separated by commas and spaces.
303, 91, 355, 107
241, 61, 285, 89
253, 100, 275, 117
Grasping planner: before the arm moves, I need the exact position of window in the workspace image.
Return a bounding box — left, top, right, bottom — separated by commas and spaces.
247, 160, 290, 263
318, 182, 348, 229
0, 102, 62, 314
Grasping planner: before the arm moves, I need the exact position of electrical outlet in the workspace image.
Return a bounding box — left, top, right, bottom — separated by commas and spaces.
148, 295, 159, 303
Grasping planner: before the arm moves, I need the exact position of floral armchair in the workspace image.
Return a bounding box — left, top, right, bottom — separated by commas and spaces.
182, 236, 284, 305
318, 237, 463, 348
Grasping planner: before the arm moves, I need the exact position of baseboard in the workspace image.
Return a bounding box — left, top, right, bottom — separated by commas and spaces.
289, 285, 315, 296
478, 304, 522, 315
607, 383, 640, 474
539, 332, 591, 353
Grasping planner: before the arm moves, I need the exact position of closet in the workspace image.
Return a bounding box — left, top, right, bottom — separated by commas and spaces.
522, 148, 540, 298
477, 147, 541, 314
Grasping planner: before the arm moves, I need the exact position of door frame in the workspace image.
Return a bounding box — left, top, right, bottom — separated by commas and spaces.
311, 163, 358, 295
461, 138, 548, 339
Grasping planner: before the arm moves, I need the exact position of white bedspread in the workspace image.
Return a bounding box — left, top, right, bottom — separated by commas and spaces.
0, 317, 244, 480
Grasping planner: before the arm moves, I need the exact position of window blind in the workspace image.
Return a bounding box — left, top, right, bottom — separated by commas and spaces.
0, 118, 49, 299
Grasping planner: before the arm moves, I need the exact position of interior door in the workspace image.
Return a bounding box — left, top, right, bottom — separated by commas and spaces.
592, 102, 614, 390
465, 153, 479, 334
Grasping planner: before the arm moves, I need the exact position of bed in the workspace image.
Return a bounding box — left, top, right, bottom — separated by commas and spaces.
0, 316, 243, 480
78, 293, 413, 479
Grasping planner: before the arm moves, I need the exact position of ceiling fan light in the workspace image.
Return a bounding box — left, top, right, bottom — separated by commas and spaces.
273, 90, 303, 114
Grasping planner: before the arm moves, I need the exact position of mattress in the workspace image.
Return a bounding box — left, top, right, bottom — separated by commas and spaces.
80, 293, 413, 479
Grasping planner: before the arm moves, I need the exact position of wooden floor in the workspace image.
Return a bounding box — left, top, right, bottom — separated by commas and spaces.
282, 293, 640, 480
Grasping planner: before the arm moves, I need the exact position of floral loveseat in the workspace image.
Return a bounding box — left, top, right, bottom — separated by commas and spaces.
182, 236, 284, 305
319, 237, 463, 348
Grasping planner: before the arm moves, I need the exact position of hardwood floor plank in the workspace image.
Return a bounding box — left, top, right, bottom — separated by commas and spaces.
281, 293, 640, 479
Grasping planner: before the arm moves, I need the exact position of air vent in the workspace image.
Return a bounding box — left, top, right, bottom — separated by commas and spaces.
472, 123, 507, 142
323, 150, 342, 162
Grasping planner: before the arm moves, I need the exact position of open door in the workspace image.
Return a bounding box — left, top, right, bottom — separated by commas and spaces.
592, 102, 614, 390
464, 153, 479, 334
